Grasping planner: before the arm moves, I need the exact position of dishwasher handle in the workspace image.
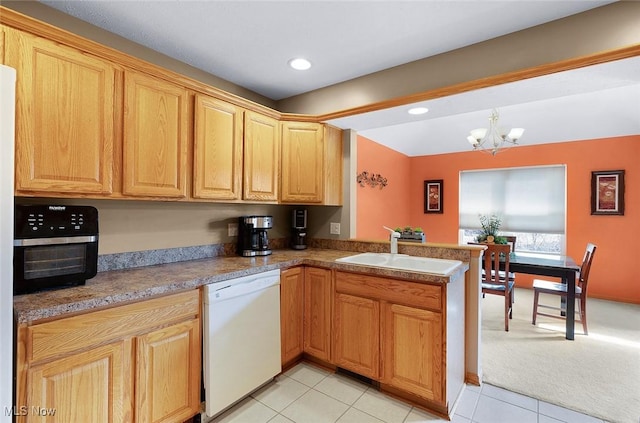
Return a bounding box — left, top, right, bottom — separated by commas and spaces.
208, 274, 280, 302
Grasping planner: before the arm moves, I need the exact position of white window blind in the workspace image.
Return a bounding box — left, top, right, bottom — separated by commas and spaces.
459, 165, 566, 234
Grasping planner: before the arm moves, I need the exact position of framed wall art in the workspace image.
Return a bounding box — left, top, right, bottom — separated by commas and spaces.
591, 170, 625, 215
424, 180, 443, 214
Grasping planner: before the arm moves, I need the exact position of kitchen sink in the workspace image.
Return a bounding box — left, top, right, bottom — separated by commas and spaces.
335, 253, 462, 276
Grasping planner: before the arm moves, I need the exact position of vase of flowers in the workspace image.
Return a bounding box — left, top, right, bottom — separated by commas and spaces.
476, 214, 507, 244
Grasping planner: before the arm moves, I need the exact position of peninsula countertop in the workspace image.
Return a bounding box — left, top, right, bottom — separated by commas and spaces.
13, 248, 470, 324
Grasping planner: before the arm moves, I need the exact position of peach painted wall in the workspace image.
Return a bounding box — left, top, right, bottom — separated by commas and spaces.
356, 135, 639, 303
356, 136, 412, 240
404, 135, 639, 304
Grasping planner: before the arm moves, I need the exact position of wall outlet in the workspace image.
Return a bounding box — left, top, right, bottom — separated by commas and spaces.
228, 223, 238, 237
330, 222, 341, 235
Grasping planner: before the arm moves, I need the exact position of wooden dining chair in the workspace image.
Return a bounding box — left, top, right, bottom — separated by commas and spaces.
481, 243, 515, 331
532, 243, 597, 335
504, 235, 517, 251
503, 235, 517, 281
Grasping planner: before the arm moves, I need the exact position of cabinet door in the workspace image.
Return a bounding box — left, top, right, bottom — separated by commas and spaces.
123, 70, 188, 198
280, 122, 324, 203
6, 28, 116, 195
381, 303, 443, 403
280, 267, 305, 365
333, 293, 379, 379
243, 110, 279, 201
0, 25, 5, 62
304, 267, 332, 361
323, 125, 343, 206
193, 95, 243, 200
27, 339, 132, 423
136, 318, 201, 423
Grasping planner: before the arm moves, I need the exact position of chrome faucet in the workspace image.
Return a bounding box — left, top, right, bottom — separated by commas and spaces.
383, 226, 401, 254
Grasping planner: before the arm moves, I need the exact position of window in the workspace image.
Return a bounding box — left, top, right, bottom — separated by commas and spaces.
459, 165, 566, 254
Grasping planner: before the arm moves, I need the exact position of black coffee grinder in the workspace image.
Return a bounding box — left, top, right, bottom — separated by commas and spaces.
291, 209, 307, 250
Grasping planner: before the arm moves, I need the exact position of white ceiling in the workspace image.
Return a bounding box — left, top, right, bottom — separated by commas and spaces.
330, 57, 640, 156
39, 0, 639, 156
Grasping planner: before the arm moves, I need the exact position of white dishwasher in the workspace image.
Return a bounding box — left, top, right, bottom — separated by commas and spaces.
202, 269, 281, 418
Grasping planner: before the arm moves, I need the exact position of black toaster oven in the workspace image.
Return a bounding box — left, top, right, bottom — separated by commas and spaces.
13, 204, 99, 294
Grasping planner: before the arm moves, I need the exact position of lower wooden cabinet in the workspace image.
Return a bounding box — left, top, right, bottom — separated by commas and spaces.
280, 266, 333, 366
279, 267, 460, 415
280, 267, 305, 366
333, 292, 379, 379
136, 319, 201, 423
15, 290, 201, 423
28, 339, 133, 422
381, 302, 443, 403
303, 267, 332, 361
333, 271, 447, 406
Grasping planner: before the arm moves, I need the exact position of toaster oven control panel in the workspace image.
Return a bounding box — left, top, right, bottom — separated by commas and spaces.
15, 205, 99, 239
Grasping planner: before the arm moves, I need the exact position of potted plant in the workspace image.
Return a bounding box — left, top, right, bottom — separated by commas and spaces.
395, 226, 426, 243
476, 214, 507, 244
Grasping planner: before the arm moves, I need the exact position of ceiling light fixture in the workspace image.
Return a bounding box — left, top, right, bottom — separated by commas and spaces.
408, 107, 429, 115
467, 109, 525, 156
288, 58, 311, 71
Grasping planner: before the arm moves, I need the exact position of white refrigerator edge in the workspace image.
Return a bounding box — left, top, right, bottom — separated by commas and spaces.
0, 64, 16, 422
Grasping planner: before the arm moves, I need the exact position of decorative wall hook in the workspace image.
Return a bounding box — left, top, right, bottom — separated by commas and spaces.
357, 171, 388, 189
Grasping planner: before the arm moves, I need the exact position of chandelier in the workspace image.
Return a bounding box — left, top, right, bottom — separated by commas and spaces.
466, 109, 524, 155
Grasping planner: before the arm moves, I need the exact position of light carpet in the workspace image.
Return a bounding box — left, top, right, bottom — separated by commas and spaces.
481, 287, 640, 423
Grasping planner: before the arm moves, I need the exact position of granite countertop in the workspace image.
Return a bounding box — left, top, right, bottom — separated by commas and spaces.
13, 248, 469, 324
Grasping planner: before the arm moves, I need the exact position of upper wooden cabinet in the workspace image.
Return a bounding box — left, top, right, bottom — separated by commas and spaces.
280, 122, 324, 203
4, 15, 343, 204
0, 25, 6, 62
243, 110, 280, 202
322, 125, 343, 206
5, 27, 117, 195
194, 102, 282, 203
123, 70, 189, 198
193, 94, 244, 200
280, 122, 343, 205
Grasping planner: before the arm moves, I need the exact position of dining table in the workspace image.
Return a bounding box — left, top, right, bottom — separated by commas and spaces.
507, 252, 580, 340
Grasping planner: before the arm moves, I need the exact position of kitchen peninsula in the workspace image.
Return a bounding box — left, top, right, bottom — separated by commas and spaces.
13, 241, 483, 421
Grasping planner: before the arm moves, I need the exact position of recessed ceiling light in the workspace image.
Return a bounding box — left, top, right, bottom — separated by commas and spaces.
408, 107, 429, 115
289, 58, 312, 71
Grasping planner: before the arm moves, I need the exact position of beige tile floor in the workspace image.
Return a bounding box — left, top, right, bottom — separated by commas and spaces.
206, 362, 605, 423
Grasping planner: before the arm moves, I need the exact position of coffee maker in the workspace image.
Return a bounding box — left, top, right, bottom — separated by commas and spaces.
290, 209, 307, 250
237, 216, 273, 256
